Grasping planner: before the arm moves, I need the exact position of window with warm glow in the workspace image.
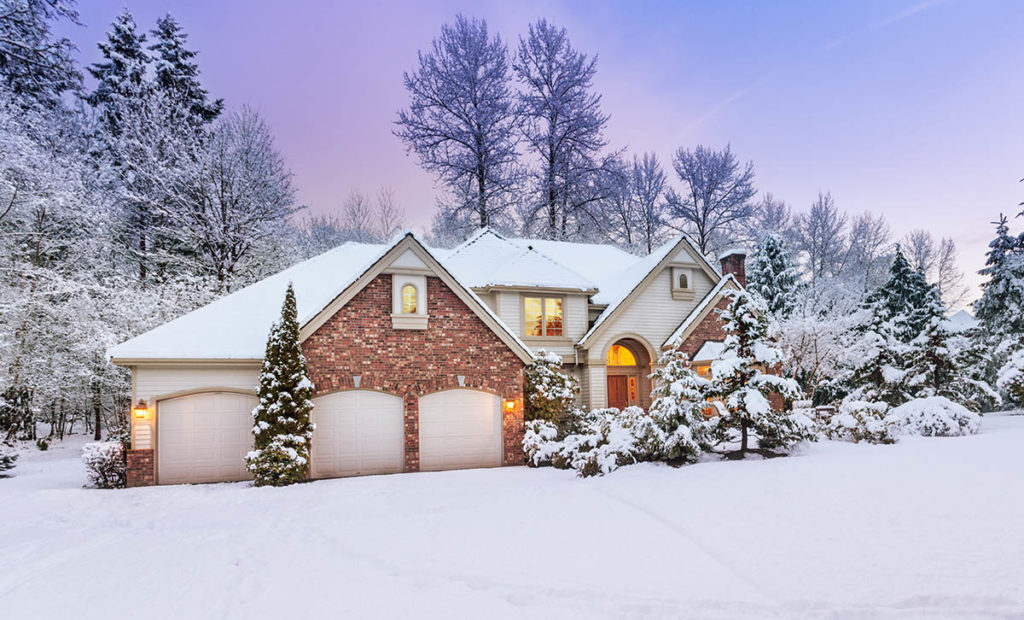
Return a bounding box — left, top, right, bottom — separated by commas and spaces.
607, 344, 637, 366
401, 284, 417, 314
524, 296, 563, 336
695, 364, 711, 377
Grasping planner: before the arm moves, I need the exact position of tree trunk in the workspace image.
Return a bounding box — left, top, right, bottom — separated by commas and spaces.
740, 418, 749, 455
92, 381, 102, 441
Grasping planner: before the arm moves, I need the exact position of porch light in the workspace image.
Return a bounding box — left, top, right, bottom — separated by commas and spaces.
503, 399, 516, 413
133, 400, 149, 419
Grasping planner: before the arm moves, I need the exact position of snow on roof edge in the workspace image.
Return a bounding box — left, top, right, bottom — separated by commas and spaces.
663, 274, 739, 349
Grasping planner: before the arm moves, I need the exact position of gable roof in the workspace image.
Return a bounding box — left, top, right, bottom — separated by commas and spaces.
578, 235, 723, 348
444, 229, 597, 292
109, 232, 534, 364
663, 274, 742, 348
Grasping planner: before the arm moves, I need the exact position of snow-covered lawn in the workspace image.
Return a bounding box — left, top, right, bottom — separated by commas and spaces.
3, 416, 1024, 619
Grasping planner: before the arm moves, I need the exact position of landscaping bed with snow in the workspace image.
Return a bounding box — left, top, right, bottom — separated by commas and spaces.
3, 415, 1024, 619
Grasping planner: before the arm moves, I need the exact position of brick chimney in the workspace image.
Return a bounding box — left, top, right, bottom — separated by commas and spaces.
719, 249, 746, 286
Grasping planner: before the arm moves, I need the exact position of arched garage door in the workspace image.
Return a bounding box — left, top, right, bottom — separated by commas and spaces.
157, 392, 257, 485
311, 390, 404, 478
418, 389, 502, 472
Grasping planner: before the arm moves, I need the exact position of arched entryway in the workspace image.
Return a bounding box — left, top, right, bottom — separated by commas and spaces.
605, 338, 652, 410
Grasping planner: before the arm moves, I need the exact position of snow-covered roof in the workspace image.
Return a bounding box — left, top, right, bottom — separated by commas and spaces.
945, 309, 978, 333
109, 241, 392, 360
505, 237, 640, 298
109, 232, 534, 362
444, 229, 598, 292
663, 274, 740, 348
693, 340, 726, 362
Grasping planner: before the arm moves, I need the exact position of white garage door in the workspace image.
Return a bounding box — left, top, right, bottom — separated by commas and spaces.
419, 389, 502, 472
157, 392, 257, 485
311, 390, 404, 478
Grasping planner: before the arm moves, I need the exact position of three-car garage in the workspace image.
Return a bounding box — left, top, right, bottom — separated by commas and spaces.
152, 388, 504, 485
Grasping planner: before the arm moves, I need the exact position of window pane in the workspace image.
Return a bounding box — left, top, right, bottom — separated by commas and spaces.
401, 284, 417, 314
545, 298, 562, 336
606, 344, 637, 366
524, 297, 543, 336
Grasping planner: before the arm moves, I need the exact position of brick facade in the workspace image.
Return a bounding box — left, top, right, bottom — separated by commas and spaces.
302, 274, 526, 471
126, 449, 154, 487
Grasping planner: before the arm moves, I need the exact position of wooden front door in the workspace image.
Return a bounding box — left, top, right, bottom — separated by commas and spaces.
608, 375, 629, 410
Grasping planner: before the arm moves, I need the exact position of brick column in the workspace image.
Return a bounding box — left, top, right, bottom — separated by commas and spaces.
403, 393, 420, 472
126, 449, 155, 487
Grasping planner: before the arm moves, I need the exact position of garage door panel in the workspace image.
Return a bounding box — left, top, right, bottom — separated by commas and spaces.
419, 390, 502, 472
311, 390, 404, 478
158, 392, 256, 485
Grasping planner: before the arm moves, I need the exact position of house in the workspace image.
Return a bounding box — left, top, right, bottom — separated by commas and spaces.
109, 229, 746, 486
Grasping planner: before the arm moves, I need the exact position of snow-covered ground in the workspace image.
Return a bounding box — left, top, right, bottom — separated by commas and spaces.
3, 416, 1024, 619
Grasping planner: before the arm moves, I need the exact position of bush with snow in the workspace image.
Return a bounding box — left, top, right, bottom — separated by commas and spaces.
0, 447, 17, 478
523, 350, 579, 423
885, 396, 980, 438
824, 400, 895, 444
245, 284, 315, 487
647, 347, 714, 462
996, 346, 1024, 403
82, 442, 126, 488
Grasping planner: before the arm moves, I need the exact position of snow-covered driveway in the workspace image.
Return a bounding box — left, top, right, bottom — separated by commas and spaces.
3, 416, 1024, 619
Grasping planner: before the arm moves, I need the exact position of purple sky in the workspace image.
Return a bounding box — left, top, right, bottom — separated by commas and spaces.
58, 1, 1024, 303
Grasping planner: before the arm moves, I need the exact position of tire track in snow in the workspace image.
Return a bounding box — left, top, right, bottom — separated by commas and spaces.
600, 488, 777, 605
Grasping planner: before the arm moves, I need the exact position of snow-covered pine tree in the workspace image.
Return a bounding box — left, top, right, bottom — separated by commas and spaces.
905, 285, 999, 410
149, 14, 222, 130
707, 289, 807, 457
844, 248, 932, 406
747, 233, 799, 319
974, 214, 1024, 342
648, 347, 713, 461
524, 350, 579, 422
86, 9, 150, 140
245, 284, 315, 486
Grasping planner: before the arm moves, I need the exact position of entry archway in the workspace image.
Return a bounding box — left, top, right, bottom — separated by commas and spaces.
605, 337, 652, 410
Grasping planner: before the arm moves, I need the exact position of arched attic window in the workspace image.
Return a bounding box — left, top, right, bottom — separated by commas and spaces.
401, 283, 418, 314
677, 272, 689, 289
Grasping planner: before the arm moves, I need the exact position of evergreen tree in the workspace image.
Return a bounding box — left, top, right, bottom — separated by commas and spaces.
245, 284, 315, 486
706, 289, 807, 456
864, 247, 931, 342
974, 214, 1024, 341
86, 9, 150, 139
0, 0, 82, 108
648, 347, 713, 461
149, 14, 222, 130
905, 285, 998, 410
747, 233, 799, 318
524, 350, 579, 422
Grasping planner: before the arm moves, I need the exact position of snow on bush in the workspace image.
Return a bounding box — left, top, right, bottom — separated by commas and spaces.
0, 447, 17, 478
82, 442, 126, 488
885, 396, 980, 438
824, 400, 895, 444
996, 347, 1024, 403
524, 350, 579, 422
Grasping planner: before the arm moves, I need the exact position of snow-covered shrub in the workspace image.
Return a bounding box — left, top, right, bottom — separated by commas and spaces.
523, 419, 559, 467
82, 442, 126, 488
0, 447, 17, 478
648, 347, 713, 462
885, 396, 980, 437
524, 350, 579, 422
825, 400, 895, 444
245, 284, 315, 487
996, 347, 1024, 403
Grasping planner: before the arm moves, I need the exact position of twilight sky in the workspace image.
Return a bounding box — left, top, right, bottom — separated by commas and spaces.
57, 1, 1024, 303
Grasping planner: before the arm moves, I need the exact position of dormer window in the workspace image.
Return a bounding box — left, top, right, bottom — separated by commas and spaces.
401, 283, 417, 314
677, 272, 689, 290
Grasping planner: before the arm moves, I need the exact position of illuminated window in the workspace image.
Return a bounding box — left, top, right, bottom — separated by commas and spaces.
401, 284, 417, 314
695, 364, 711, 377
606, 344, 637, 366
524, 296, 563, 336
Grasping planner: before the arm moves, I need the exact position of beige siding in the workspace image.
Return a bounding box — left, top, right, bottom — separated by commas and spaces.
586, 365, 607, 409
496, 292, 521, 336
587, 248, 718, 366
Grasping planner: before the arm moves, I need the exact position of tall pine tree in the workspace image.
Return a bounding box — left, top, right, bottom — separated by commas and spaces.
974, 214, 1024, 342
746, 233, 799, 319
149, 14, 222, 130
86, 9, 150, 140
245, 284, 315, 486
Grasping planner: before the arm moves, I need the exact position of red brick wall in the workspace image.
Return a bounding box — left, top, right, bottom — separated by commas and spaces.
126, 449, 154, 487
303, 274, 525, 471
677, 298, 731, 360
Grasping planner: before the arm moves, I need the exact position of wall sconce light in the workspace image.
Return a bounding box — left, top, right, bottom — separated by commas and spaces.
503, 399, 516, 413
133, 400, 149, 419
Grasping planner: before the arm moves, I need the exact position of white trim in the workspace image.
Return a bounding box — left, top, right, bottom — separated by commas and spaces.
662, 274, 741, 348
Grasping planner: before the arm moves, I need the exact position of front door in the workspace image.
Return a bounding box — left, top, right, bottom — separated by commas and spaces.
608, 375, 629, 410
